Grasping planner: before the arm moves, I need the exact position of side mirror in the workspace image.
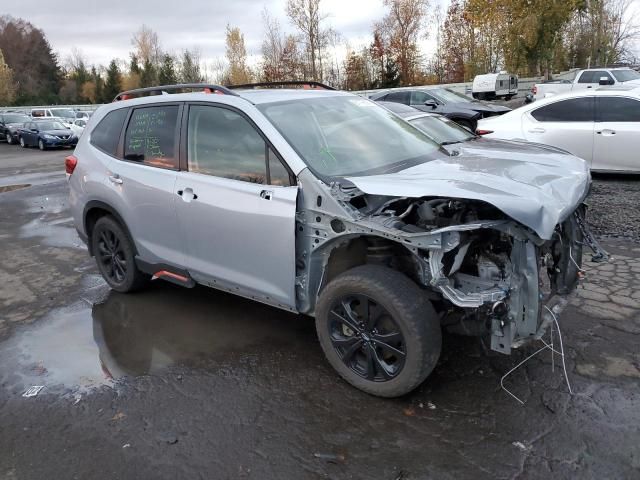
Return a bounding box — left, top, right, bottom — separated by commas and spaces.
31, 128, 38, 132
599, 77, 613, 86
425, 99, 438, 108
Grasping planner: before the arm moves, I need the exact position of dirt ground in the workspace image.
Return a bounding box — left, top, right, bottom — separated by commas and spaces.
0, 146, 639, 479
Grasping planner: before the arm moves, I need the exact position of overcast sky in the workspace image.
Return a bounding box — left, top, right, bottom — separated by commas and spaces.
4, 0, 447, 69
4, 0, 639, 71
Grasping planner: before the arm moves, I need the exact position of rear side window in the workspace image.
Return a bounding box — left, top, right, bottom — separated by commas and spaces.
91, 108, 128, 156
123, 105, 179, 169
597, 97, 640, 122
531, 97, 594, 122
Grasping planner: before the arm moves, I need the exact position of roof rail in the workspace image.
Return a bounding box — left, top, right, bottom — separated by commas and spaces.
113, 83, 240, 102
226, 81, 336, 91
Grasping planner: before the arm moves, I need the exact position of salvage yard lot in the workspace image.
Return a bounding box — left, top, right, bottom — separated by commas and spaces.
0, 147, 639, 479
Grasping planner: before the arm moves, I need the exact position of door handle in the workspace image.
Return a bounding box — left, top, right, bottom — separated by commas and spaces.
528, 127, 545, 134
177, 188, 198, 201
109, 174, 123, 185
260, 189, 273, 201
596, 129, 616, 136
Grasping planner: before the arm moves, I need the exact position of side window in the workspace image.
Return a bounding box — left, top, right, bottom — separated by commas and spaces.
268, 148, 291, 186
188, 105, 267, 184
577, 71, 594, 83
531, 97, 594, 122
90, 108, 128, 157
411, 91, 434, 105
123, 105, 179, 169
598, 97, 640, 122
386, 91, 410, 105
591, 71, 613, 83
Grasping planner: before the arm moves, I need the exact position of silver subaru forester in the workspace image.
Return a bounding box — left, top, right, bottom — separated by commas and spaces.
68, 82, 600, 397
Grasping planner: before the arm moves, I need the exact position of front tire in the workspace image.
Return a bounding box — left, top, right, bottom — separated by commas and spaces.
315, 265, 442, 398
19, 137, 27, 148
6, 133, 13, 144
91, 216, 149, 293
38, 139, 46, 151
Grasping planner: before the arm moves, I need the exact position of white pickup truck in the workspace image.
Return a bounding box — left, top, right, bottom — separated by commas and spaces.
533, 67, 640, 99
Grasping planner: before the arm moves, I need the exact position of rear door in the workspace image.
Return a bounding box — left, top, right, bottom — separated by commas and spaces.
108, 103, 185, 267
174, 103, 298, 309
593, 95, 640, 172
523, 96, 595, 164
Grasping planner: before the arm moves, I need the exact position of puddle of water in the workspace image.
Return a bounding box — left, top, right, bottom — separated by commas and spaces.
0, 282, 309, 394
0, 184, 30, 193
19, 216, 83, 249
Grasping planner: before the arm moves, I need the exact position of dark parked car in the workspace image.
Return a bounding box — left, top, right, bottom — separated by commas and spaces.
0, 113, 30, 144
370, 87, 511, 131
18, 119, 78, 150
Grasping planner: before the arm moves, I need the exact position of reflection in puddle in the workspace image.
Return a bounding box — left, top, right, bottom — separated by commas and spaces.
0, 283, 309, 394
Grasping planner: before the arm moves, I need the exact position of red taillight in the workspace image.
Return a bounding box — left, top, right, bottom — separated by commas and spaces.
65, 155, 78, 175
532, 85, 537, 94
476, 129, 494, 136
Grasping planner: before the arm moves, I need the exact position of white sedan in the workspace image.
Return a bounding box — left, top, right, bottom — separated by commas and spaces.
478, 87, 640, 173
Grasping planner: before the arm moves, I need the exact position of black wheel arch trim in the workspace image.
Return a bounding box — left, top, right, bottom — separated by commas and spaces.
83, 200, 139, 257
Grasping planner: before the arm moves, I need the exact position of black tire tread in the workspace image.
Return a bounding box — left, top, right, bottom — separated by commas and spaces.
91, 216, 149, 293
315, 265, 441, 398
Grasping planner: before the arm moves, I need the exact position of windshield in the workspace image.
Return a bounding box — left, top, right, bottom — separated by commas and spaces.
409, 115, 475, 144
612, 69, 640, 82
258, 96, 440, 177
3, 114, 29, 124
35, 121, 66, 130
50, 108, 75, 119
430, 88, 474, 103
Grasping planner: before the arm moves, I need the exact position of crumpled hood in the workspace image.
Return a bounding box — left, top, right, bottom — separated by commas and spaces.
346, 143, 590, 240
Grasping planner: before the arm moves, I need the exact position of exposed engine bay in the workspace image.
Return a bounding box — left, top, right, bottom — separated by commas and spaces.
295, 171, 607, 355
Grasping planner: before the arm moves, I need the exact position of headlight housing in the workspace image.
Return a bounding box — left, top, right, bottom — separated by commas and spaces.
42, 134, 55, 139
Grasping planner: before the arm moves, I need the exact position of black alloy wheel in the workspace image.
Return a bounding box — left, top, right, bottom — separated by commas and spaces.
97, 228, 127, 285
91, 216, 149, 293
328, 294, 406, 381
315, 265, 442, 398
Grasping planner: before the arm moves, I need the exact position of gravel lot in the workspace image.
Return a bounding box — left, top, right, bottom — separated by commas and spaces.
589, 174, 640, 243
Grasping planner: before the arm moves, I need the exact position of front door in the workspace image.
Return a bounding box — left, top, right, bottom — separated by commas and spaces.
593, 95, 640, 172
175, 103, 298, 309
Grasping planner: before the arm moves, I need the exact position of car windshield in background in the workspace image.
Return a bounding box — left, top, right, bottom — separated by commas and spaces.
258, 96, 440, 177
36, 121, 66, 130
3, 115, 29, 123
612, 70, 640, 82
50, 108, 75, 119
409, 116, 475, 145
430, 88, 474, 103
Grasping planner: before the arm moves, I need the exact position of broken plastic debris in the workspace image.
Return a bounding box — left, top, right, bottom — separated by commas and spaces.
122, 443, 131, 449
512, 441, 529, 451
427, 402, 437, 410
22, 386, 44, 398
313, 452, 345, 463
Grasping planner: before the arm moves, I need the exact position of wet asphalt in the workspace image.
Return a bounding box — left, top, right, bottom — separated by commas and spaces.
0, 146, 639, 479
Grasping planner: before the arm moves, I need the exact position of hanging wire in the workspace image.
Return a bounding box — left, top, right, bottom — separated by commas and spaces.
500, 305, 573, 404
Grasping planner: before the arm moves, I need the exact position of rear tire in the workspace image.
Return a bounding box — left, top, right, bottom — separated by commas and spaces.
91, 216, 149, 293
315, 265, 441, 398
6, 133, 13, 144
